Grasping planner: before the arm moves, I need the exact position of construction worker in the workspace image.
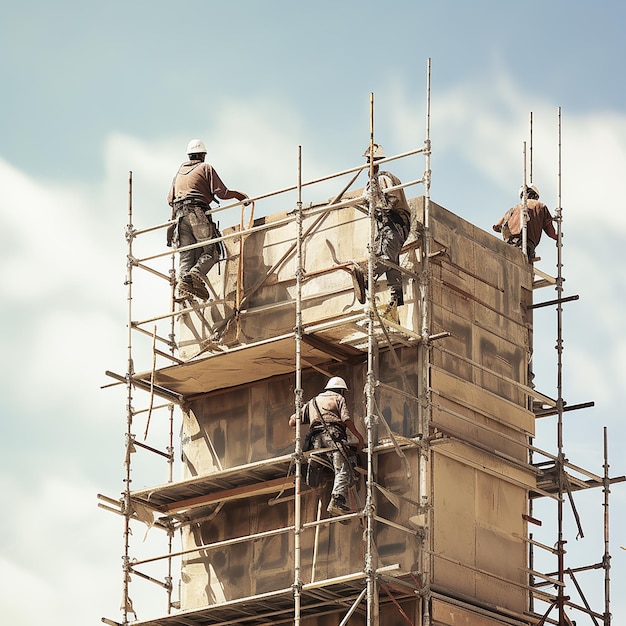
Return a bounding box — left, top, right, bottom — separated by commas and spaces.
167, 139, 249, 300
349, 144, 411, 322
493, 184, 557, 261
289, 376, 365, 517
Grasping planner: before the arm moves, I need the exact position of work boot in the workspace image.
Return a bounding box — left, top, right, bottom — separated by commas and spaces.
189, 271, 210, 300
379, 300, 399, 324
327, 494, 350, 516
177, 273, 209, 300
176, 276, 194, 299
349, 262, 366, 304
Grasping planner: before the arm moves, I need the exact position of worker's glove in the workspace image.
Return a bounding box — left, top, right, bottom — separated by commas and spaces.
492, 224, 502, 233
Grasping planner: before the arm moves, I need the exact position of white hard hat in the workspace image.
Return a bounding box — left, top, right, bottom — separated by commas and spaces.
187, 138, 207, 155
519, 184, 540, 200
362, 143, 386, 160
325, 376, 348, 391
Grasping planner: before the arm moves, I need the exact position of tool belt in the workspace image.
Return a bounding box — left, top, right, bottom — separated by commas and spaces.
173, 200, 214, 241
310, 421, 346, 441
167, 199, 224, 258
173, 197, 211, 214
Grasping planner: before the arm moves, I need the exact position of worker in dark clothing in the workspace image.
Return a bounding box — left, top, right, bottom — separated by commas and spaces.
167, 139, 249, 300
349, 144, 411, 323
289, 376, 365, 517
493, 185, 557, 261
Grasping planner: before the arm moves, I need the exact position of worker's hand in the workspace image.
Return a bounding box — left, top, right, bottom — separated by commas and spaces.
288, 414, 297, 427
243, 195, 251, 207
357, 436, 365, 451
492, 224, 502, 233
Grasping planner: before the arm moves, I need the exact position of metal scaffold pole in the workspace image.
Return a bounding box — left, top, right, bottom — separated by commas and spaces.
527, 112, 535, 617
529, 112, 534, 183
293, 145, 305, 625
166, 210, 177, 614
419, 57, 433, 626
522, 142, 529, 261
554, 106, 566, 626
602, 427, 612, 626
123, 171, 135, 625
365, 91, 379, 626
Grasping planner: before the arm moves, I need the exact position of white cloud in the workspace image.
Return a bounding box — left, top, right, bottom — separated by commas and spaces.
0, 471, 121, 626
101, 97, 311, 226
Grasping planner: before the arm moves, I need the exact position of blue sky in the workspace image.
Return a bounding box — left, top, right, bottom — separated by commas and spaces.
1, 1, 625, 624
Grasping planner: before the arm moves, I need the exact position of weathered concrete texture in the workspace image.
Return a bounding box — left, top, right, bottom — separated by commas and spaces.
175, 197, 536, 623
426, 200, 534, 613
177, 197, 423, 359
180, 364, 424, 611
432, 597, 510, 625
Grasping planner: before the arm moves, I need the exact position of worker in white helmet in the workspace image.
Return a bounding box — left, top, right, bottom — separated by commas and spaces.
289, 376, 365, 517
493, 184, 557, 261
349, 144, 411, 323
167, 139, 250, 300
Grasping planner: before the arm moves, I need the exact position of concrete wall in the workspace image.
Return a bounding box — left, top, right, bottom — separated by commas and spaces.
176, 197, 535, 623
428, 201, 534, 614
177, 197, 422, 359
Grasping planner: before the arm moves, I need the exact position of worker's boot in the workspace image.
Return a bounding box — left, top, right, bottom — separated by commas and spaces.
177, 275, 194, 299
379, 300, 399, 324
177, 273, 209, 301
327, 494, 350, 516
189, 271, 210, 300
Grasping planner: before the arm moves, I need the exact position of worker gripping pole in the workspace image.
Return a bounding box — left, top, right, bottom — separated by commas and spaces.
293, 146, 304, 626
365, 92, 379, 626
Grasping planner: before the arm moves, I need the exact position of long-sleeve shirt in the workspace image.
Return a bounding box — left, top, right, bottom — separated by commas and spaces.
168, 160, 232, 208
496, 199, 557, 246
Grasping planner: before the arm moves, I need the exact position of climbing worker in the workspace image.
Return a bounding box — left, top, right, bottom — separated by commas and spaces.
289, 376, 365, 517
167, 139, 250, 300
349, 144, 411, 323
493, 184, 557, 261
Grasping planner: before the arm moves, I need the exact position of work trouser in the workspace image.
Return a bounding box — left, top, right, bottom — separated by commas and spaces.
172, 200, 220, 278
374, 219, 409, 304
310, 425, 352, 501
177, 214, 220, 278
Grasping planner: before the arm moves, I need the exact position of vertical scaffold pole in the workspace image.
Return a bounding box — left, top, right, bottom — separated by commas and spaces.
420, 57, 433, 626
293, 146, 304, 626
122, 171, 135, 625
527, 111, 535, 615
529, 112, 534, 184
554, 106, 566, 626
166, 241, 176, 612
522, 142, 529, 261
602, 427, 612, 626
365, 92, 379, 626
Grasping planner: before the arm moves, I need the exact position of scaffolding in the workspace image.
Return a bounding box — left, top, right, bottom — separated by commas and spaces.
520, 108, 626, 625
99, 68, 624, 626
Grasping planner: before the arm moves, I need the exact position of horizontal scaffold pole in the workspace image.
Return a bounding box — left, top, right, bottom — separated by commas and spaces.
105, 370, 182, 403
